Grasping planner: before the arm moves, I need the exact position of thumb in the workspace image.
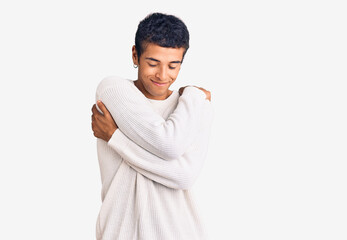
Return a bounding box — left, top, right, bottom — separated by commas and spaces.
97, 100, 108, 115
179, 86, 185, 96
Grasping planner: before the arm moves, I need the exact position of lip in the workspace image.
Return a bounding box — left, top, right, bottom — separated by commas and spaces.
151, 80, 168, 86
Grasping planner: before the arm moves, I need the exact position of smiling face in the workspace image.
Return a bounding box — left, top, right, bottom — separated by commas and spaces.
132, 43, 186, 100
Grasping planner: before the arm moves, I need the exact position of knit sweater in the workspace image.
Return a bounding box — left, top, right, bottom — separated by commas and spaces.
94, 76, 214, 240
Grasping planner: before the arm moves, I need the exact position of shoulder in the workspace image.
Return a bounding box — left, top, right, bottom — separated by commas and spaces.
96, 75, 134, 95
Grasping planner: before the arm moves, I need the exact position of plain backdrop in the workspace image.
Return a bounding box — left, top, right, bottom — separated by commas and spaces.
0, 0, 346, 239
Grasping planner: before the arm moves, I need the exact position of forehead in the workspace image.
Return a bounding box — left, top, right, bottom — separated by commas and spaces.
141, 43, 185, 62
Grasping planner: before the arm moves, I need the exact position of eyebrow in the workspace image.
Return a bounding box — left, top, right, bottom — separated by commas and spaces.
145, 57, 181, 64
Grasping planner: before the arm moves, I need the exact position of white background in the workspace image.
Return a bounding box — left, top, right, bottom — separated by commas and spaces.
0, 0, 346, 239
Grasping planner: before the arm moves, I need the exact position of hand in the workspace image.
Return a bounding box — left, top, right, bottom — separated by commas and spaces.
179, 86, 211, 101
91, 101, 118, 142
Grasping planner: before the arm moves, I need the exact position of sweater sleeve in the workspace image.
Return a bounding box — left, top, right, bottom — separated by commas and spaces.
95, 76, 207, 160
107, 101, 214, 190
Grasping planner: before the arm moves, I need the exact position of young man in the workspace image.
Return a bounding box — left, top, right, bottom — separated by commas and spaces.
91, 13, 214, 240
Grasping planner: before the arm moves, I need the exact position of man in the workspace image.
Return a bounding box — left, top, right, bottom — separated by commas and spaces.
91, 12, 214, 240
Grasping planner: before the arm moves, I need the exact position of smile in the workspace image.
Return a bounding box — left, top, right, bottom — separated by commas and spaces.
151, 80, 168, 86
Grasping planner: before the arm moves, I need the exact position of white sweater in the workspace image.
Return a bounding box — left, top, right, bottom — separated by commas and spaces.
94, 76, 214, 240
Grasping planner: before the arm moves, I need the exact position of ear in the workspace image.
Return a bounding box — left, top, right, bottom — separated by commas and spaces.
132, 45, 139, 65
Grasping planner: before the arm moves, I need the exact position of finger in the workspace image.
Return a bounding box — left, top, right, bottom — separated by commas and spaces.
179, 87, 183, 95
96, 100, 106, 114
92, 104, 98, 115
97, 100, 110, 117
179, 86, 186, 95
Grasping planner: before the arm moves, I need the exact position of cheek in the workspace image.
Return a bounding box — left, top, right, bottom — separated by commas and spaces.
140, 66, 156, 77
170, 69, 180, 79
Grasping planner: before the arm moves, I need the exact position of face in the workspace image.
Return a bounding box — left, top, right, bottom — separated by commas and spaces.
132, 43, 185, 100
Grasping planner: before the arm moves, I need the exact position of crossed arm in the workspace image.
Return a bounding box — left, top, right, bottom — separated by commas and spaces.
93, 76, 210, 160
91, 76, 214, 189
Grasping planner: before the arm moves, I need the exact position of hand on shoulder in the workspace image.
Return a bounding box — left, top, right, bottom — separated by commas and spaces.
179, 85, 211, 101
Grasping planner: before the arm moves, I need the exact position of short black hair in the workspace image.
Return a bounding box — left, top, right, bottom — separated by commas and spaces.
135, 12, 190, 62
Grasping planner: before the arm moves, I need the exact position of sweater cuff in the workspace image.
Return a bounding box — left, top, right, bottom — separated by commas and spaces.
107, 129, 130, 155
182, 86, 207, 100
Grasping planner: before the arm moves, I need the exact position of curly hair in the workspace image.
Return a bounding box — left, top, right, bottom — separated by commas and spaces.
135, 12, 190, 62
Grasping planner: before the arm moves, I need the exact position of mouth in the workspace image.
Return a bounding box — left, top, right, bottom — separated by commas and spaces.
151, 80, 168, 87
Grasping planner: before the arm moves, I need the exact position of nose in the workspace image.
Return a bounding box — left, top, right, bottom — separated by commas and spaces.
155, 65, 168, 81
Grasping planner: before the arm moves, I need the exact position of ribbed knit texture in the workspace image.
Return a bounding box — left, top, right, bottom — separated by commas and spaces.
95, 76, 214, 240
